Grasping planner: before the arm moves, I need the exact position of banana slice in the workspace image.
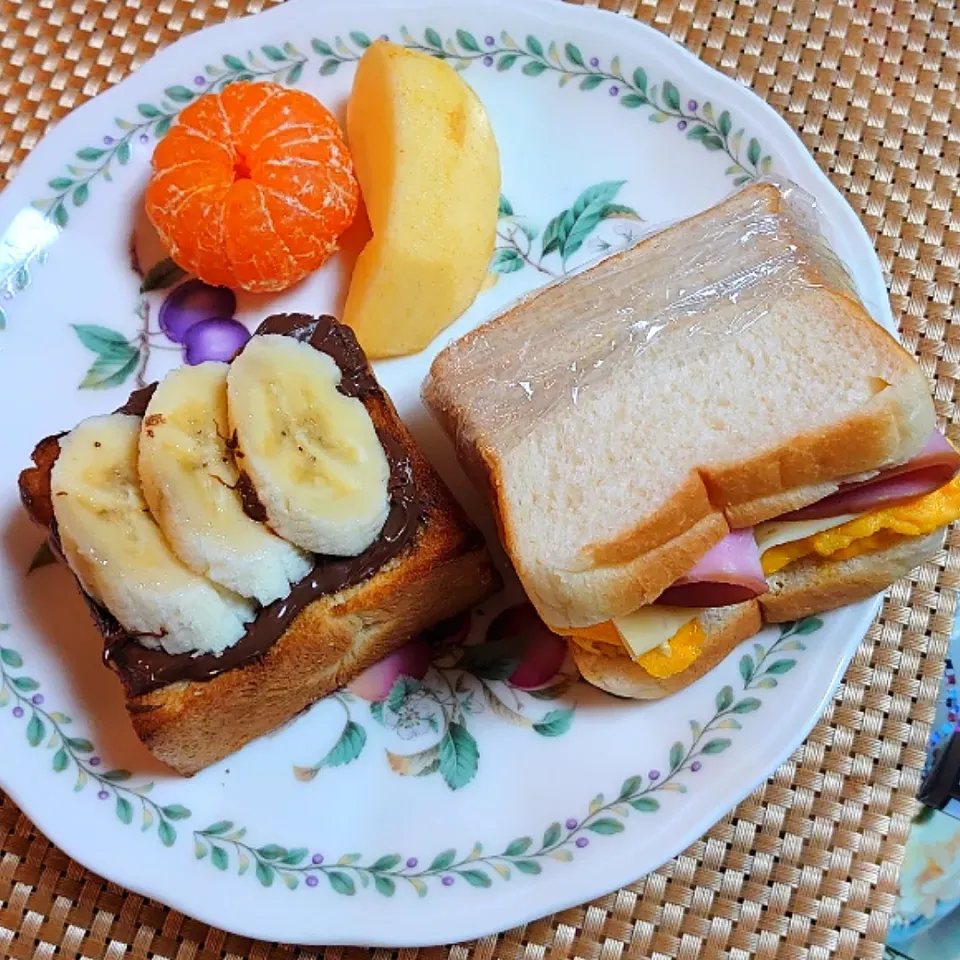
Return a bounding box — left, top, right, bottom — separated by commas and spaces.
139, 362, 313, 605
227, 334, 390, 556
51, 414, 255, 656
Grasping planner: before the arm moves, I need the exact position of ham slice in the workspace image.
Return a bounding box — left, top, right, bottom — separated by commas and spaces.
783, 429, 960, 521
649, 432, 957, 608
656, 529, 767, 607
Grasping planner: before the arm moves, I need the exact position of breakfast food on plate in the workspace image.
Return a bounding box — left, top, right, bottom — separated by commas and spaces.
52, 413, 257, 656
226, 335, 391, 555
20, 314, 499, 774
145, 82, 359, 293
341, 40, 501, 359
138, 362, 313, 605
423, 180, 960, 699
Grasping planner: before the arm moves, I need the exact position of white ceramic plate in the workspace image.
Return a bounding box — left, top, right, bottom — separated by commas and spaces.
0, 0, 888, 946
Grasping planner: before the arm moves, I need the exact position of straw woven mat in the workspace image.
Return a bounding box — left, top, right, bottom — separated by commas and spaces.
1, 0, 958, 957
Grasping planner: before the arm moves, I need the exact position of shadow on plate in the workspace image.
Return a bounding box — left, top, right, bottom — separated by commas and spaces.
1, 506, 171, 778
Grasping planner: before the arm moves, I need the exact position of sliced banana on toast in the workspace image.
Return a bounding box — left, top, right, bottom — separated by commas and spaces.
139, 363, 313, 605
227, 334, 391, 556
51, 414, 255, 656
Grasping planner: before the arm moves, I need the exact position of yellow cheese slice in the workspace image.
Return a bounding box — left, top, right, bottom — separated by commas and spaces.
611, 605, 704, 660
754, 514, 860, 555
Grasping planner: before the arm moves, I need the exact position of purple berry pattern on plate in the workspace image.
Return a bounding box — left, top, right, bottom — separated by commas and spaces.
182, 317, 251, 365
157, 278, 236, 344
71, 253, 250, 391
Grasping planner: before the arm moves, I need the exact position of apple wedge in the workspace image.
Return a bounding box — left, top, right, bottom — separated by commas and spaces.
342, 41, 501, 359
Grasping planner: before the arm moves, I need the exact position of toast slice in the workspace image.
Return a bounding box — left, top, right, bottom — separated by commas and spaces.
20, 315, 500, 775
424, 182, 933, 629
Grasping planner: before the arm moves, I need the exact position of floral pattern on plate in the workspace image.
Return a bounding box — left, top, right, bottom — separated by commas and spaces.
295, 607, 576, 789
1, 607, 821, 897
190, 617, 822, 896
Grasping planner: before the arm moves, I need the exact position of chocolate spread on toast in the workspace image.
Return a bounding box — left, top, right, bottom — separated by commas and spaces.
19, 314, 422, 697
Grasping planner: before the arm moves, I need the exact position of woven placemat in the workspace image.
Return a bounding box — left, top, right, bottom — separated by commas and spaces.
1, 0, 957, 957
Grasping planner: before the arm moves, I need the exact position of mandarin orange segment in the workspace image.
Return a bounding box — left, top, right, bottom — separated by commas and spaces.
250, 124, 339, 160
145, 163, 230, 231
219, 81, 282, 139
151, 129, 233, 178
260, 189, 337, 261
238, 88, 340, 155
171, 186, 236, 289
223, 179, 302, 292
145, 81, 358, 293
177, 95, 231, 134
255, 146, 356, 223
173, 96, 234, 158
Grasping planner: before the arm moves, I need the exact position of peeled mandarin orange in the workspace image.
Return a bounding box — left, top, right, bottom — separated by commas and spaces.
145, 82, 359, 293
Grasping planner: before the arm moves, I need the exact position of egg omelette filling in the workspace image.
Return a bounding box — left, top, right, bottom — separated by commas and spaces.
557, 475, 960, 680
759, 474, 960, 575
561, 614, 706, 680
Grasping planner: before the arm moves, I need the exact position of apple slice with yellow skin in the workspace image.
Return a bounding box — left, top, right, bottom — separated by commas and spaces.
342, 40, 501, 359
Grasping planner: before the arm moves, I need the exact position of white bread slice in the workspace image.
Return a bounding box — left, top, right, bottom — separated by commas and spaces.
569, 601, 761, 699
760, 530, 943, 622
424, 182, 934, 628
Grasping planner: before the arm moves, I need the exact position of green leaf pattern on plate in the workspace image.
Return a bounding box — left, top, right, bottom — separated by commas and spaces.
192, 618, 819, 896
493, 182, 643, 279
72, 323, 142, 390
0, 624, 191, 843
387, 26, 772, 185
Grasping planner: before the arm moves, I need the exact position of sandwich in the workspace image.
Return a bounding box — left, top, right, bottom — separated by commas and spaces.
422, 181, 960, 699
19, 313, 499, 774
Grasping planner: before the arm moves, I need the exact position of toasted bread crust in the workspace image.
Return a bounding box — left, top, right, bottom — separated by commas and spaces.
133, 541, 494, 774
568, 601, 761, 700
760, 531, 943, 623
20, 355, 500, 776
